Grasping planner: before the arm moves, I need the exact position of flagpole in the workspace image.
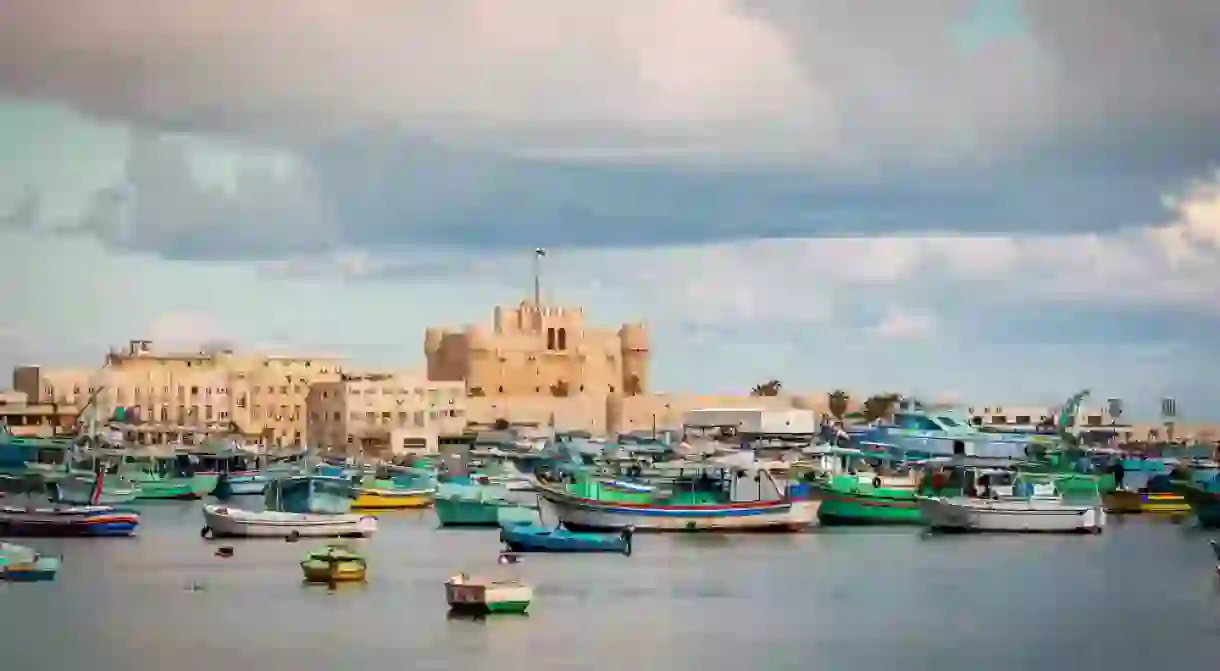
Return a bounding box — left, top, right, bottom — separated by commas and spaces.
533, 248, 545, 306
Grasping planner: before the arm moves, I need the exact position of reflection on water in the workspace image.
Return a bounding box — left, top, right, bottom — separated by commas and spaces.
1, 501, 1219, 671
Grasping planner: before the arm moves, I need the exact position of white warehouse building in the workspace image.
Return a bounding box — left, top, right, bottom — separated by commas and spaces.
681, 408, 817, 437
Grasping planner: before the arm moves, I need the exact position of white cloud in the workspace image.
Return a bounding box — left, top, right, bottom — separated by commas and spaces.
869, 307, 937, 340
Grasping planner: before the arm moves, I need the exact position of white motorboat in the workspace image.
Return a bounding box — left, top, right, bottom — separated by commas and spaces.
200, 475, 377, 539
918, 485, 1106, 534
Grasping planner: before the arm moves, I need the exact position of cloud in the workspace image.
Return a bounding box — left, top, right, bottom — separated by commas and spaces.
870, 307, 937, 340
1, 0, 1217, 166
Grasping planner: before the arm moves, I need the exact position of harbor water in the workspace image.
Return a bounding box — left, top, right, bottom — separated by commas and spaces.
2, 502, 1219, 670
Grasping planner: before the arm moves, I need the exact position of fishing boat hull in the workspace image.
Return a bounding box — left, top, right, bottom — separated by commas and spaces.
201, 504, 378, 538
132, 473, 219, 500
1177, 485, 1220, 528
445, 576, 532, 614
0, 506, 140, 537
301, 560, 366, 583
918, 496, 1106, 533
811, 484, 919, 525
1104, 490, 1191, 514
0, 543, 60, 581
352, 488, 434, 510
50, 481, 141, 506
535, 485, 817, 532
434, 496, 536, 527
500, 524, 632, 554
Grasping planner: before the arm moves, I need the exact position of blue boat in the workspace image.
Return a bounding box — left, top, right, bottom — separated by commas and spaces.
499, 522, 634, 555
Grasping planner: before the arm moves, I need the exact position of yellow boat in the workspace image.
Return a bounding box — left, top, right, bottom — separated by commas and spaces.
300, 544, 367, 583
1104, 490, 1190, 514
1139, 493, 1191, 514
352, 487, 435, 510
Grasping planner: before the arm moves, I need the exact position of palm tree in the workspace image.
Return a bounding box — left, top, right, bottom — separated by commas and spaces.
860, 393, 901, 423
550, 380, 571, 398
750, 379, 782, 397
827, 390, 850, 420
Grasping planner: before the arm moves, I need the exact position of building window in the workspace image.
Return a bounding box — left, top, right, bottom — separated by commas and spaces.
557, 327, 567, 350
1086, 415, 1102, 426
1015, 415, 1031, 425
332, 412, 340, 421
546, 327, 556, 350
991, 415, 1006, 424
497, 386, 504, 393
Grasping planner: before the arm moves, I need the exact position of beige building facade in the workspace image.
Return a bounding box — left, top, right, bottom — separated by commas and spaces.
0, 390, 79, 438
306, 371, 465, 456
12, 340, 344, 446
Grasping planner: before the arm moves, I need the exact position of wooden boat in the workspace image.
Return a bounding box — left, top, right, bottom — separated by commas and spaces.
434, 483, 537, 527
0, 542, 60, 581
352, 486, 434, 510
445, 573, 533, 614
1176, 482, 1220, 528
201, 475, 378, 539
0, 505, 140, 537
1104, 490, 1191, 514
300, 544, 367, 583
500, 523, 633, 554
120, 454, 218, 500
350, 466, 437, 510
49, 471, 140, 506
533, 466, 817, 532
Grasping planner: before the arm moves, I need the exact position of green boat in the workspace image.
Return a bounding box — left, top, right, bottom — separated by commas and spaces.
434, 483, 538, 527
812, 473, 930, 525
120, 455, 218, 500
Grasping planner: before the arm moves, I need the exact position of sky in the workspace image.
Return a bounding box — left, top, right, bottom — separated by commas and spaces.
2, 0, 1220, 421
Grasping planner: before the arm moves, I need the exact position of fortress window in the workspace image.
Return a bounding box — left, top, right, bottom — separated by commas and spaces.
546, 327, 556, 350
557, 328, 567, 350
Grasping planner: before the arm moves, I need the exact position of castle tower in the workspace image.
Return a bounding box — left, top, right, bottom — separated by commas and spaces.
424, 327, 446, 380
618, 323, 649, 396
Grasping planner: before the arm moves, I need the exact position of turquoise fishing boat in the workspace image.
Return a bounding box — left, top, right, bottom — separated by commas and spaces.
434, 483, 537, 527
0, 542, 60, 581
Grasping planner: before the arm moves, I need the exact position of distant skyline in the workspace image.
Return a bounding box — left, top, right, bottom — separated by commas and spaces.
2, 1, 1220, 422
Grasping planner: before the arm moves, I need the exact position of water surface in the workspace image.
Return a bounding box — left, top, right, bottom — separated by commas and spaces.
2, 503, 1218, 671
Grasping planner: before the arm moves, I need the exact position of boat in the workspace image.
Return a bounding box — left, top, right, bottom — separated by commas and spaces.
190, 438, 273, 497
1102, 473, 1191, 514
201, 475, 378, 539
918, 473, 1106, 534
0, 542, 60, 581
1176, 481, 1220, 528
532, 462, 818, 532
49, 471, 140, 506
500, 522, 633, 554
445, 572, 533, 614
434, 483, 538, 527
120, 453, 218, 500
0, 505, 140, 537
351, 466, 437, 510
300, 544, 368, 583
352, 486, 434, 510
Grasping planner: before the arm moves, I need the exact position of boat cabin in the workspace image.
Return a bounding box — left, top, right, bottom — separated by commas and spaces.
264, 476, 358, 514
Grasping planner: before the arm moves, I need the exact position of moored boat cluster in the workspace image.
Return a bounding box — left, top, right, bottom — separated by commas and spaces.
3, 407, 1219, 601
